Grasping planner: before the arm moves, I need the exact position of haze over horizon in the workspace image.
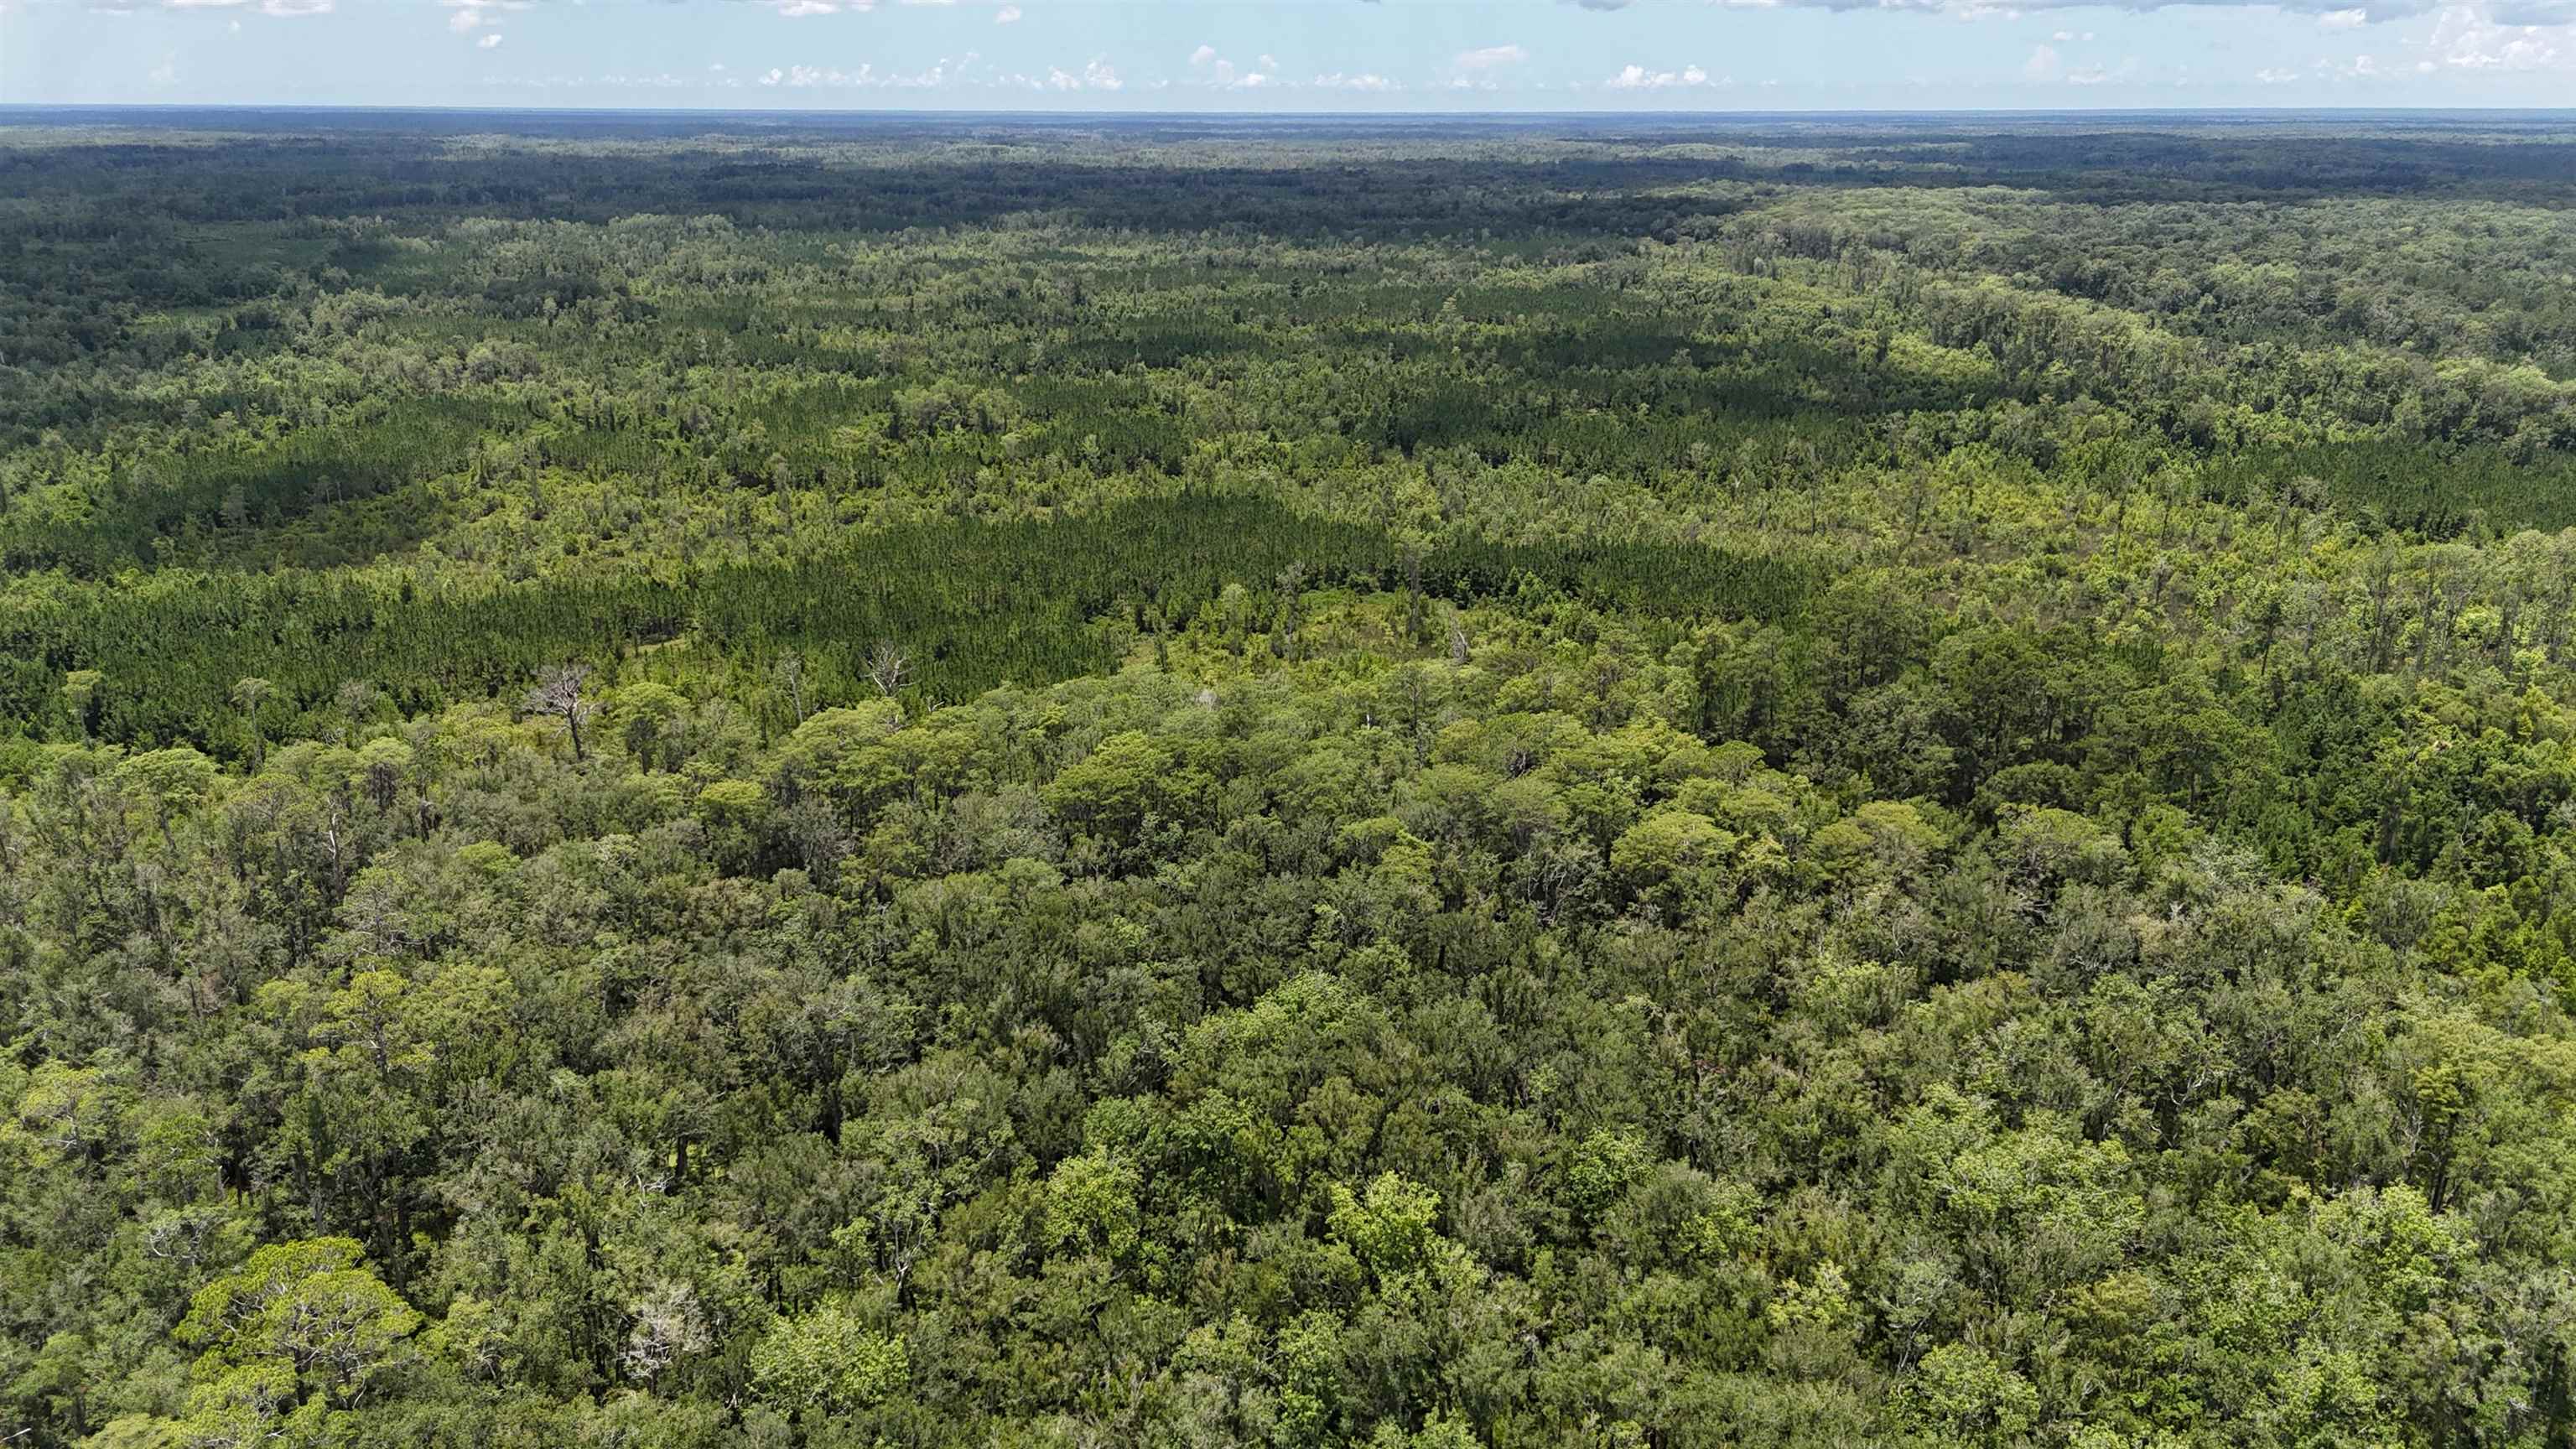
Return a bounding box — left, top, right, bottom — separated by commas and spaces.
3, 0, 2572, 114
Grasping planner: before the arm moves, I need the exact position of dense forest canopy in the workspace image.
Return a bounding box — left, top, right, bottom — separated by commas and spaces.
5, 109, 2576, 1448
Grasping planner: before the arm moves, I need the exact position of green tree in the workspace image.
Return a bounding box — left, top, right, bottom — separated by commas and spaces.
748, 1306, 907, 1418
174, 1238, 422, 1415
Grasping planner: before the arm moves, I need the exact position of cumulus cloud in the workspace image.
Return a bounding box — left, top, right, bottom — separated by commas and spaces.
768, 62, 903, 86
444, 0, 522, 33
122, 0, 333, 13
478, 30, 502, 46
135, 0, 2568, 34
1312, 70, 1400, 91
2023, 42, 2059, 76
1187, 46, 1274, 89
756, 52, 1114, 91
1536, 0, 2563, 23
1455, 43, 1527, 69
1061, 56, 1121, 88
1605, 61, 1718, 87
2428, 3, 2567, 65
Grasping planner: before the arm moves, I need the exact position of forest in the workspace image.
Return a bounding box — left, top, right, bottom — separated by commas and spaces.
4, 107, 2576, 1447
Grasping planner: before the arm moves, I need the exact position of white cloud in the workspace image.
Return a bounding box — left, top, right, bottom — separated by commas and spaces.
1548, 0, 2559, 22
116, 0, 2565, 22
153, 0, 331, 14
1455, 43, 1526, 69
1606, 61, 1716, 88
1312, 70, 1400, 91
2428, 3, 2568, 67
444, 0, 521, 32
478, 30, 502, 46
2023, 42, 2059, 77
2254, 65, 2302, 80
1186, 47, 1278, 89
757, 53, 1108, 91
994, 4, 1020, 19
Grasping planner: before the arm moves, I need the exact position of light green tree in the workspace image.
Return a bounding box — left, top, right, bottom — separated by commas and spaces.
748, 1305, 907, 1418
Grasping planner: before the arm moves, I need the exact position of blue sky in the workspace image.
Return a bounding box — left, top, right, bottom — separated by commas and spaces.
3, 0, 2571, 110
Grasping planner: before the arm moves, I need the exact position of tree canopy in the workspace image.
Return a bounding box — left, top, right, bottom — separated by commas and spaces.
5, 109, 2576, 1449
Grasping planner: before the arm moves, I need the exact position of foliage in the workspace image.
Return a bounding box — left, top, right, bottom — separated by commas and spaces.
6, 110, 2576, 1449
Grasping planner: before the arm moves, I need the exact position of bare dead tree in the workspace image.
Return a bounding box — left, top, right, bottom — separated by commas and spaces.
335, 679, 379, 748
866, 641, 910, 699
231, 675, 273, 771
526, 662, 597, 761
776, 650, 809, 724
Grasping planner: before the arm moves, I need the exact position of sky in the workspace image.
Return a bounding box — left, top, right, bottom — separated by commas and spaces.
2, 0, 2571, 112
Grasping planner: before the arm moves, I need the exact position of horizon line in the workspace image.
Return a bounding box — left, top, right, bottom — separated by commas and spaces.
8, 101, 2576, 118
